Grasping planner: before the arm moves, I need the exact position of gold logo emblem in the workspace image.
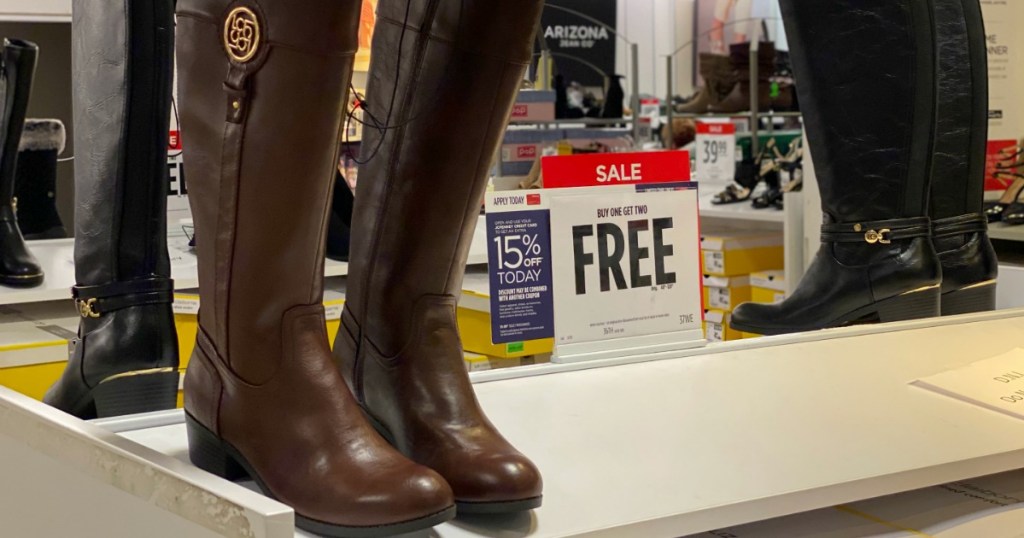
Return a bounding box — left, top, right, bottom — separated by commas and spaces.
224, 6, 260, 63
864, 229, 891, 245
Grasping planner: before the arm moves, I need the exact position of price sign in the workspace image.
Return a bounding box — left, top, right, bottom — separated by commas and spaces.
695, 121, 737, 183
539, 151, 706, 362
167, 130, 191, 229
485, 193, 554, 344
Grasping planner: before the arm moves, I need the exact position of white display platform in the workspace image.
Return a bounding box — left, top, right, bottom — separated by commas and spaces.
698, 190, 786, 223
3, 310, 1024, 536
0, 221, 488, 306
0, 0, 70, 22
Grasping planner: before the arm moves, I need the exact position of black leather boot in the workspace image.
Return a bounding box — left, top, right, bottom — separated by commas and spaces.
45, 0, 179, 419
731, 0, 941, 335
0, 40, 44, 288
15, 119, 67, 239
930, 0, 998, 315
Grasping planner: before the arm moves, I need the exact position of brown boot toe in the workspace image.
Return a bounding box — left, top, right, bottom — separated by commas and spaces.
446, 451, 543, 513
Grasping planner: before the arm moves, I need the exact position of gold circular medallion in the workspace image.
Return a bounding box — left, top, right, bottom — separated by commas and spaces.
223, 6, 260, 63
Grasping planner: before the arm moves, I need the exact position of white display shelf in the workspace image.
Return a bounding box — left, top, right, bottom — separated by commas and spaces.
4, 309, 1024, 537
0, 0, 71, 22
698, 190, 786, 223
0, 220, 488, 306
988, 221, 1024, 242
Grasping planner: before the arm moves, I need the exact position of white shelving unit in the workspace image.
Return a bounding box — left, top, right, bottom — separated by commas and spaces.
0, 219, 488, 306
0, 0, 70, 22
698, 186, 805, 294
988, 222, 1024, 242
4, 309, 1024, 537
698, 190, 786, 223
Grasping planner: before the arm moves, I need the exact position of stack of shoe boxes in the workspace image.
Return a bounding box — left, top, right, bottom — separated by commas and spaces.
700, 231, 784, 342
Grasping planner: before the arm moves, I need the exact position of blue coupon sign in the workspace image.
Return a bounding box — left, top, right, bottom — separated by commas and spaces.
484, 192, 554, 344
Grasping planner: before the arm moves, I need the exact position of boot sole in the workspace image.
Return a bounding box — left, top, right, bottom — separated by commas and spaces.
0, 272, 44, 287
456, 496, 543, 514
360, 407, 543, 514
185, 413, 456, 537
92, 369, 179, 418
732, 284, 940, 336
63, 368, 179, 419
942, 280, 997, 316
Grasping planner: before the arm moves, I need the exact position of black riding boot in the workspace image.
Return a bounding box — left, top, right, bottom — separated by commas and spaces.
15, 119, 67, 239
929, 0, 998, 315
0, 40, 43, 288
45, 0, 179, 418
731, 0, 941, 335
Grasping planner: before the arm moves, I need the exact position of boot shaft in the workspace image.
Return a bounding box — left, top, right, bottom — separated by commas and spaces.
781, 0, 936, 222
72, 0, 173, 286
177, 0, 361, 382
0, 40, 37, 204
930, 0, 988, 220
342, 0, 544, 359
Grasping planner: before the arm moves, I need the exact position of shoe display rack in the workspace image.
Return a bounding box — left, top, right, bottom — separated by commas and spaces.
4, 308, 1024, 537
0, 220, 489, 306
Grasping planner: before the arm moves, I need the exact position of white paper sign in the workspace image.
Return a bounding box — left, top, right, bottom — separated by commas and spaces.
695, 121, 737, 183
548, 187, 703, 347
912, 349, 1024, 420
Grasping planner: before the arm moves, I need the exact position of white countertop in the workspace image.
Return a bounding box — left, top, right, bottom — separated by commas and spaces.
112, 310, 1024, 537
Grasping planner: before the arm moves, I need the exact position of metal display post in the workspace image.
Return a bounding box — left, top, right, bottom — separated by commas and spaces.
631, 42, 641, 144
665, 55, 674, 147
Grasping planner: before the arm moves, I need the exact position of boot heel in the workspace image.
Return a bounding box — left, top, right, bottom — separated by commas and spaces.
942, 281, 997, 316
185, 414, 247, 481
875, 285, 941, 323
92, 370, 179, 418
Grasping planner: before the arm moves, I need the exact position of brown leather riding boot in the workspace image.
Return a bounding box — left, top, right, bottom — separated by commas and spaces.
710, 42, 776, 113
333, 0, 544, 514
176, 1, 454, 535
676, 52, 737, 114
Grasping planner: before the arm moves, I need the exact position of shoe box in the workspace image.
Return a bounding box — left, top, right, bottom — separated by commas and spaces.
0, 301, 77, 401
701, 274, 754, 343
457, 287, 553, 366
750, 270, 786, 305
702, 274, 752, 312
509, 90, 556, 123
701, 231, 784, 277
501, 128, 563, 176
702, 309, 746, 343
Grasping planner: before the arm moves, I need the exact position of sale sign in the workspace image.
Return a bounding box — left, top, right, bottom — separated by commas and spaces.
485, 192, 555, 344
549, 187, 703, 349
542, 151, 705, 361
542, 151, 691, 189
486, 152, 704, 361
695, 120, 737, 183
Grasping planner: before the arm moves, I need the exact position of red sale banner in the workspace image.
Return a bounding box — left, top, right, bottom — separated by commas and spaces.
541, 151, 691, 189
168, 130, 182, 151
986, 139, 1021, 191
696, 122, 736, 136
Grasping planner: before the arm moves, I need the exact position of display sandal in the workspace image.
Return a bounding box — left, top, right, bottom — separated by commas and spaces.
752, 142, 783, 210
712, 138, 775, 205
1003, 201, 1024, 226
985, 145, 1024, 222
711, 184, 753, 204
752, 168, 782, 209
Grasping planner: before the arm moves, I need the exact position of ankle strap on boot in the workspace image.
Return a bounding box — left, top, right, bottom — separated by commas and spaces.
72, 278, 174, 318
820, 217, 931, 245
932, 213, 988, 239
